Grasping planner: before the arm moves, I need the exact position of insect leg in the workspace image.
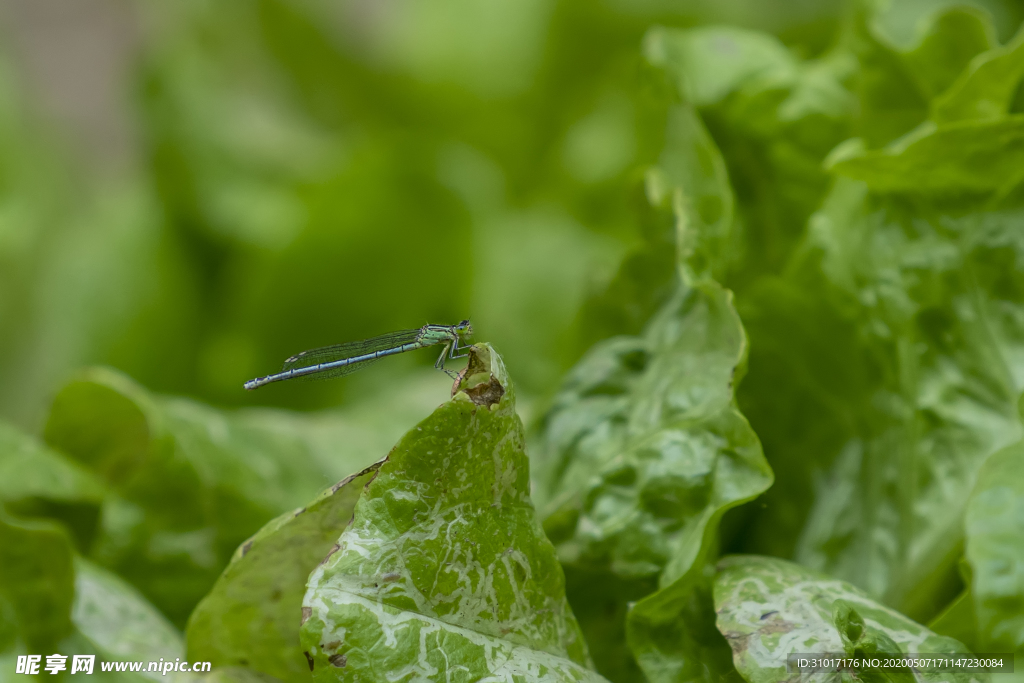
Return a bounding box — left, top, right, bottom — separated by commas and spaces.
435, 343, 451, 370
450, 335, 471, 360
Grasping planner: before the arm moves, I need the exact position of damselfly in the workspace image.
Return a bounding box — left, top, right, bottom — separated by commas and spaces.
244, 320, 473, 390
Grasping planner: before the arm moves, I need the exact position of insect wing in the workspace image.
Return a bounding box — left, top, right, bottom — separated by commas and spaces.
280, 328, 422, 379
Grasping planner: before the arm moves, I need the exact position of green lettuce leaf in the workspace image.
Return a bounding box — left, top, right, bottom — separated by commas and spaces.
43, 367, 379, 626
928, 589, 978, 653
537, 280, 769, 583
892, 7, 996, 102
827, 7, 1024, 194
187, 464, 381, 683
932, 24, 1024, 123
643, 25, 855, 285
649, 105, 738, 285
853, 5, 997, 148
553, 275, 771, 683
0, 514, 75, 654
301, 344, 604, 682
0, 420, 106, 551
69, 558, 185, 680
0, 421, 105, 506
0, 513, 184, 683
963, 441, 1024, 660
643, 26, 796, 110
788, 175, 1024, 620
825, 6, 1024, 193
732, 270, 872, 561
626, 564, 739, 683
714, 556, 980, 683
826, 118, 1024, 194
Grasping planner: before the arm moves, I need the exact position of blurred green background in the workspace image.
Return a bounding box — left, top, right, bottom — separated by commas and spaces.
0, 0, 859, 428
4, 0, 1021, 423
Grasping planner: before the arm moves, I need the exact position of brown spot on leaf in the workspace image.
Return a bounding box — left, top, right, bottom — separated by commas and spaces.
331, 459, 386, 492
756, 620, 794, 635
326, 640, 341, 650
464, 375, 505, 407
304, 652, 314, 671
319, 544, 341, 566
381, 572, 401, 583
301, 606, 312, 624
241, 541, 253, 557
328, 654, 347, 668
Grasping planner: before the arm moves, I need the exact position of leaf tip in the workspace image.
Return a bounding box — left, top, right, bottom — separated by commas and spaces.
451, 344, 509, 408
